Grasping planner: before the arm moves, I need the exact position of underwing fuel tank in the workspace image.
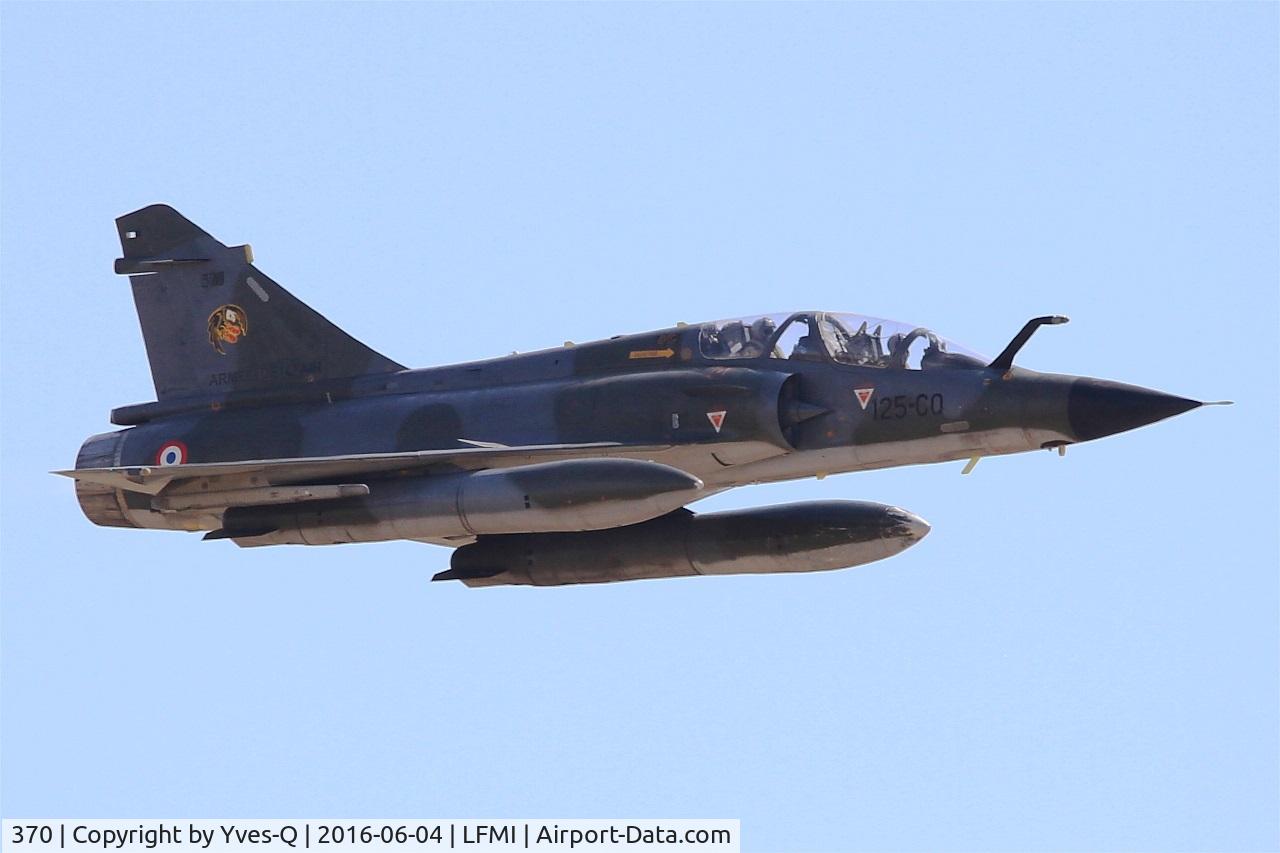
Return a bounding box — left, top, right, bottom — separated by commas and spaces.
435, 501, 930, 587
219, 458, 703, 546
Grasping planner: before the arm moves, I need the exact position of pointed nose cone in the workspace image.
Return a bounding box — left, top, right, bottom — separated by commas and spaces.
1068, 378, 1201, 442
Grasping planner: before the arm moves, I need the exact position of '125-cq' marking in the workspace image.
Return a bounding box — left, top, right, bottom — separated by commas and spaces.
872, 393, 944, 420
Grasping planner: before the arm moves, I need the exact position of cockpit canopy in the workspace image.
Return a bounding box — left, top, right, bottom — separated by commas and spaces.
699, 312, 986, 370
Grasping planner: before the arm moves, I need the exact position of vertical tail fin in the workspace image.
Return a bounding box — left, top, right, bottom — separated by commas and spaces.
114, 204, 404, 401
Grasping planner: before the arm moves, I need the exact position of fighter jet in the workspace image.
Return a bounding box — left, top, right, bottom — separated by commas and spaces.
57, 205, 1226, 587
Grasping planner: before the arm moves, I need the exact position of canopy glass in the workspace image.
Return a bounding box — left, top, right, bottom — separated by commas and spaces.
698, 312, 987, 370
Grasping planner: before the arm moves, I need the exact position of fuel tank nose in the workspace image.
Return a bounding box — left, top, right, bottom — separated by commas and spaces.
1067, 378, 1201, 442
884, 507, 931, 543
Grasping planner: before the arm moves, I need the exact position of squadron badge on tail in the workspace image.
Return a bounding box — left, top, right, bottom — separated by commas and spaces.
208, 304, 247, 354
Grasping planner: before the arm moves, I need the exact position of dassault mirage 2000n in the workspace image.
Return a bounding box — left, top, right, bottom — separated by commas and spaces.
58, 205, 1226, 587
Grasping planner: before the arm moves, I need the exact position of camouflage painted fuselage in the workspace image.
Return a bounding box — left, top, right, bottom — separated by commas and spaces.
84, 323, 1111, 537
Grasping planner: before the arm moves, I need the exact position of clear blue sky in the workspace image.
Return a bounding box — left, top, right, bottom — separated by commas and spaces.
2, 4, 1276, 850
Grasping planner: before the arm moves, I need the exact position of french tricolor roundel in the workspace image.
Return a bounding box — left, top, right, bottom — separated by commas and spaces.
854, 388, 875, 410
155, 440, 188, 466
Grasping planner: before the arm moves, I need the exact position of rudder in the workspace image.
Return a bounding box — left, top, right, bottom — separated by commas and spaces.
114, 204, 404, 400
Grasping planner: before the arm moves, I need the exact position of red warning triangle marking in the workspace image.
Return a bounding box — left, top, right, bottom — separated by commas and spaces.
706, 411, 726, 433
854, 388, 875, 410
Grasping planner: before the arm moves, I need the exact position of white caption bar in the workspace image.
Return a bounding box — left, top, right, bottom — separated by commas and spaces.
2, 821, 739, 853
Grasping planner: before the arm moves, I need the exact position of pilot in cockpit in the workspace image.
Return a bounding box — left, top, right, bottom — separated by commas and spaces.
886, 328, 943, 369
885, 332, 910, 369
740, 316, 777, 358
922, 338, 944, 365
713, 321, 748, 357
